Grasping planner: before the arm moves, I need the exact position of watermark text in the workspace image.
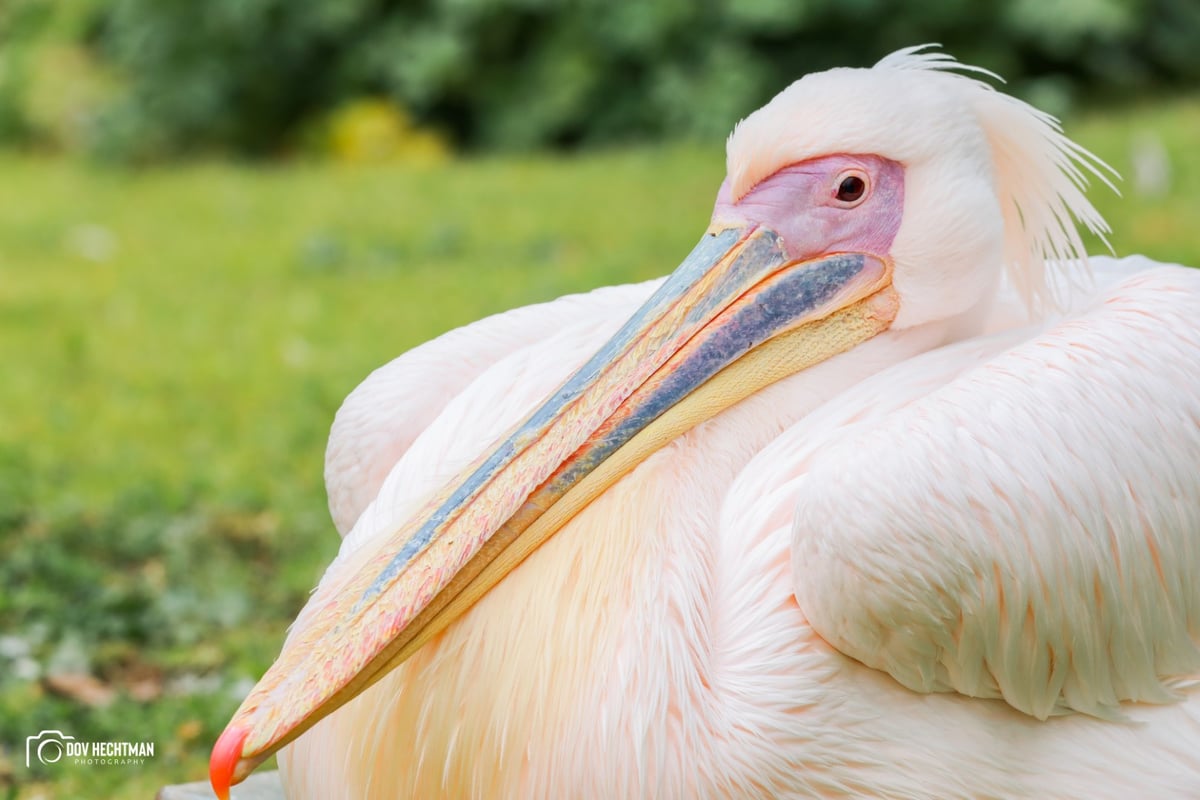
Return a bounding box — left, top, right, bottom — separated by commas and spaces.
26, 730, 155, 768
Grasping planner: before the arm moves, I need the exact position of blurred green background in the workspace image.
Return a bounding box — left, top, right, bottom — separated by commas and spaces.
1, 1, 1198, 798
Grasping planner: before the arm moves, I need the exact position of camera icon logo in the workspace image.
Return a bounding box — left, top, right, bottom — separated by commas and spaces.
26, 730, 75, 767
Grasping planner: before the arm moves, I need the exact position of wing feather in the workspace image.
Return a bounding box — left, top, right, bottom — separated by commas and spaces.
324, 280, 660, 535
791, 265, 1200, 719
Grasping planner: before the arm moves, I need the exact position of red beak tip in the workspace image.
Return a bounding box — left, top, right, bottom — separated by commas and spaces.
209, 725, 250, 800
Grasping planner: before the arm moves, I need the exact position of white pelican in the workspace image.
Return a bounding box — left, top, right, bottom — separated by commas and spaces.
211, 47, 1200, 799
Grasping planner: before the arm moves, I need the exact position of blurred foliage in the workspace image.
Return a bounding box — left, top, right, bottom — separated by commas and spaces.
0, 96, 1198, 796
2, 0, 1200, 158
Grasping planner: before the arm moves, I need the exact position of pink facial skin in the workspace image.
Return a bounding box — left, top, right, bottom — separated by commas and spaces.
711, 154, 905, 263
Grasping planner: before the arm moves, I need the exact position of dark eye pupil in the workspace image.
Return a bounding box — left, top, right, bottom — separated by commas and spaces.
837, 175, 866, 203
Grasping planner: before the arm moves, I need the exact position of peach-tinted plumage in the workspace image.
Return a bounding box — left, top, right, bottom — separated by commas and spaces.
215, 47, 1200, 798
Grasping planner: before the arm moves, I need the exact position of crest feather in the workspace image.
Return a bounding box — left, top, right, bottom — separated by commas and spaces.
882, 46, 1117, 311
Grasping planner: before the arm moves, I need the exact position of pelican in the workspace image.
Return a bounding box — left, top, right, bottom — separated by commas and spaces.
211, 47, 1200, 799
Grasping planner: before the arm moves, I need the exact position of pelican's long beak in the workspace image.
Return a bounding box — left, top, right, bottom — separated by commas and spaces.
210, 223, 899, 797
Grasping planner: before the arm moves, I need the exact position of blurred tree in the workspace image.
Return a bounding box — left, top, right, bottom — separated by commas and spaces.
1, 0, 1198, 159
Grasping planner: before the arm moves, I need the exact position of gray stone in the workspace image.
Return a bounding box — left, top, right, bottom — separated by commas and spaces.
156, 771, 285, 800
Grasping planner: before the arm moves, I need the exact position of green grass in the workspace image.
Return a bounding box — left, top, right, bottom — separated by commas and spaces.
1073, 98, 1200, 264
2, 96, 1198, 799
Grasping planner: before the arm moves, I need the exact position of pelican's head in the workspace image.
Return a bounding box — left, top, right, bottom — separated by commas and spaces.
716, 46, 1111, 327
211, 46, 1111, 796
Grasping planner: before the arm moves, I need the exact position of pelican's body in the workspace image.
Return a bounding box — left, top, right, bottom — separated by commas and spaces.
213, 49, 1200, 799
280, 259, 1200, 799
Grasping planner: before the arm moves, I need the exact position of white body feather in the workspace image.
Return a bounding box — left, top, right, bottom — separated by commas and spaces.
279, 257, 1200, 799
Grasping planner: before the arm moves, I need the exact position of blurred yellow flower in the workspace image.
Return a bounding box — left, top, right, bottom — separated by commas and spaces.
326, 99, 450, 165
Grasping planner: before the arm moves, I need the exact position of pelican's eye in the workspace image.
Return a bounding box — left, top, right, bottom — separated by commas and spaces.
834, 172, 868, 206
